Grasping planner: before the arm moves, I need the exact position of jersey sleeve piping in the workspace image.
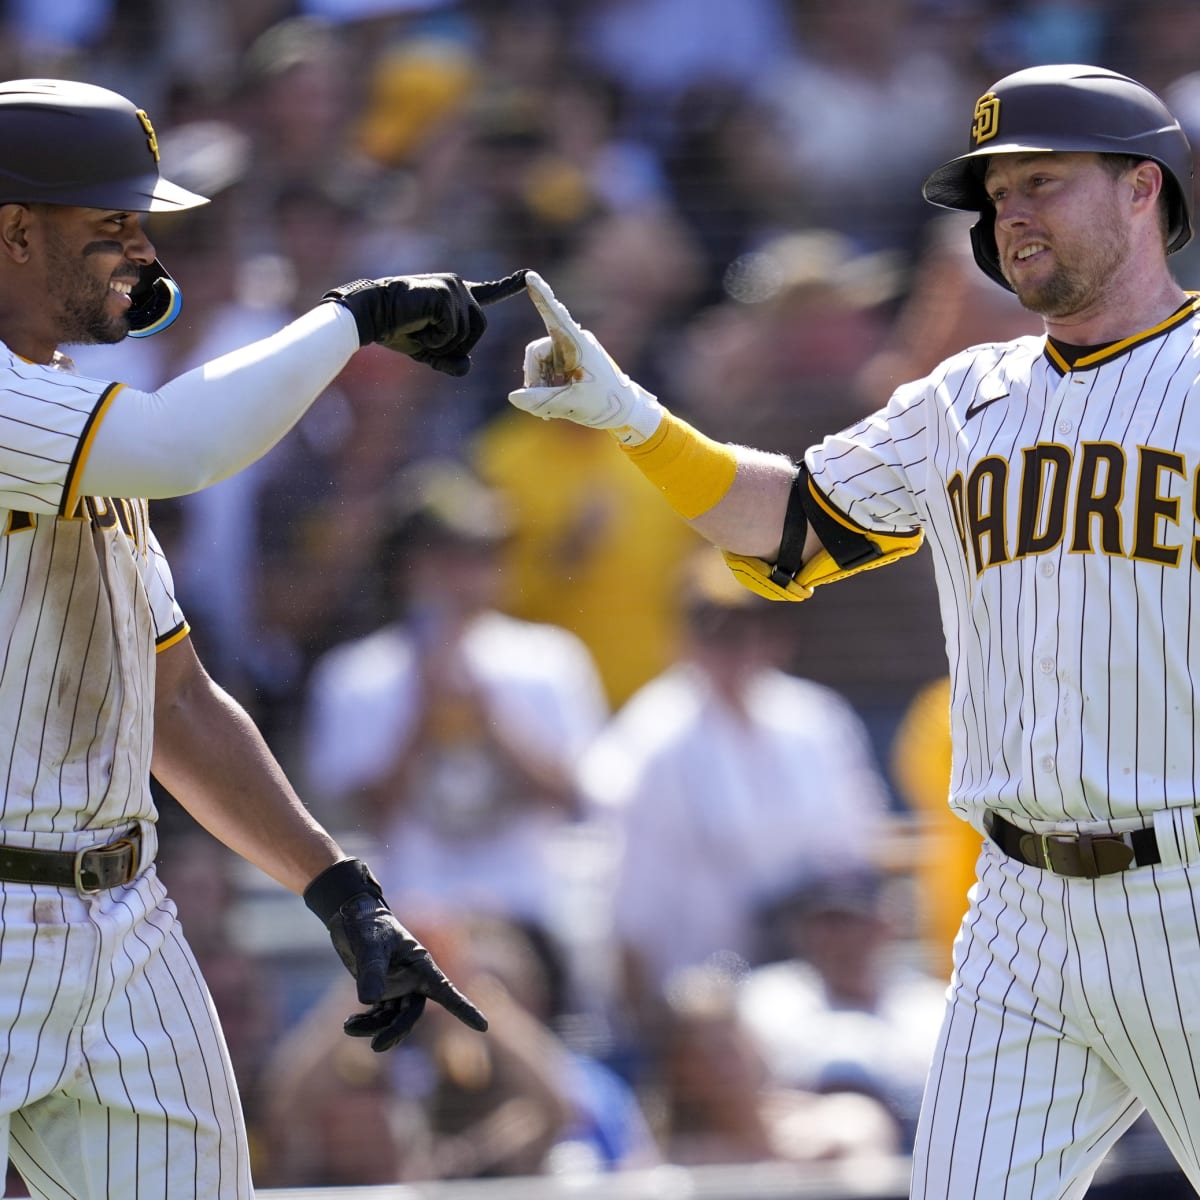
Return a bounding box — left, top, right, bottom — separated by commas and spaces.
808, 470, 922, 540
60, 381, 123, 516
155, 621, 190, 653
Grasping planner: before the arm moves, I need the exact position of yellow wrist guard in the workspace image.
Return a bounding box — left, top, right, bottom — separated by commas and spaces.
619, 410, 738, 520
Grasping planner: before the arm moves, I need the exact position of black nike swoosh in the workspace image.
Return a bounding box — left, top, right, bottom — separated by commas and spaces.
964, 393, 1008, 421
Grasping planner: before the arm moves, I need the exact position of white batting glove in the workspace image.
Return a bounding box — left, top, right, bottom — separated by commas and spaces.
508, 271, 664, 446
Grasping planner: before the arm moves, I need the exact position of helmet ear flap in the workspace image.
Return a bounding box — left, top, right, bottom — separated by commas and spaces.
126, 259, 182, 337
969, 215, 1014, 294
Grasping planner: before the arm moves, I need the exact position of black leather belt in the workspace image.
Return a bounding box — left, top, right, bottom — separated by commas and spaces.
0, 829, 142, 894
989, 812, 1161, 878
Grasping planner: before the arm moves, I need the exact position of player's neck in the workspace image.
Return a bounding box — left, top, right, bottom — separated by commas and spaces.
0, 311, 62, 364
3, 339, 60, 364
1040, 270, 1187, 348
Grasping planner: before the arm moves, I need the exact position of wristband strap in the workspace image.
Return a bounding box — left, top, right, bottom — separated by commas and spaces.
620, 410, 739, 519
322, 280, 376, 346
303, 858, 384, 924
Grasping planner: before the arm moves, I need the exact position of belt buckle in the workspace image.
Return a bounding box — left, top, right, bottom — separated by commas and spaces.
73, 843, 104, 894
1039, 830, 1080, 875
73, 835, 139, 895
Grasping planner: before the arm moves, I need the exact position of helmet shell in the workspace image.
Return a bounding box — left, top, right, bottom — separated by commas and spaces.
0, 78, 208, 211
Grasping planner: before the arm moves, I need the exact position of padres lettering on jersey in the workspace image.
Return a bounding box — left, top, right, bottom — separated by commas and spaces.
947, 437, 1200, 574
7, 495, 153, 549
806, 296, 1200, 831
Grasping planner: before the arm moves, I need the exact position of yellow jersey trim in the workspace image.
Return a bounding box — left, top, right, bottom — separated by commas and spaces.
155, 622, 190, 653
62, 382, 124, 517
1044, 295, 1200, 375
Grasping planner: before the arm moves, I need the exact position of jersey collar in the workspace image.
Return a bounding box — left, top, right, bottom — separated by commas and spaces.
1043, 294, 1200, 375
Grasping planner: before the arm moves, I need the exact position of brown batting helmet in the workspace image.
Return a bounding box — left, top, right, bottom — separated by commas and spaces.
922, 64, 1195, 290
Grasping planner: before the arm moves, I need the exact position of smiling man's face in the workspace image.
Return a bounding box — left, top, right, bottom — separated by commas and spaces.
34, 205, 154, 346
984, 151, 1137, 319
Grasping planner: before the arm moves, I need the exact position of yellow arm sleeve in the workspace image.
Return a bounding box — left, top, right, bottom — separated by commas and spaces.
619, 410, 739, 520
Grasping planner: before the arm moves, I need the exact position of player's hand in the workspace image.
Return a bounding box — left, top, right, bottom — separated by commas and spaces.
304, 858, 487, 1052
508, 271, 663, 445
324, 270, 529, 377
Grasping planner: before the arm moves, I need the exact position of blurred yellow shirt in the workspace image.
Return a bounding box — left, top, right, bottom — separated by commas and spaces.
891, 676, 983, 973
474, 412, 703, 708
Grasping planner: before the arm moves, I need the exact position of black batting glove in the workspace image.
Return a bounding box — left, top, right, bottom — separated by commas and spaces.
324, 269, 529, 377
304, 858, 488, 1052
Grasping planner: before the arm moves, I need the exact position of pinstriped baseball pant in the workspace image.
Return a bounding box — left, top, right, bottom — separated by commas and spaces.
0, 856, 252, 1199
912, 815, 1200, 1199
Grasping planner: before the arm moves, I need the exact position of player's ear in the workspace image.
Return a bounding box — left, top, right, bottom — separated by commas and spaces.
1128, 160, 1163, 214
0, 203, 34, 262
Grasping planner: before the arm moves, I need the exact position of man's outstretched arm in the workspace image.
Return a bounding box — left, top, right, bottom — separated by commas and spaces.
79, 271, 528, 503
508, 273, 910, 601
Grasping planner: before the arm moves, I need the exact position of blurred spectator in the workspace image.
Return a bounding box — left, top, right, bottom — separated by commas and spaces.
680, 227, 904, 459
737, 867, 947, 1152
1106, 0, 1200, 95
655, 963, 900, 1166
234, 15, 371, 230
352, 29, 479, 171
579, 548, 892, 1051
754, 0, 975, 258
258, 912, 655, 1185
474, 205, 708, 707
245, 181, 447, 743
548, 207, 708, 400
659, 81, 804, 301
889, 675, 983, 974
572, 0, 792, 145
474, 403, 705, 710
461, 914, 661, 1176
540, 68, 671, 217
983, 0, 1112, 77
302, 460, 608, 961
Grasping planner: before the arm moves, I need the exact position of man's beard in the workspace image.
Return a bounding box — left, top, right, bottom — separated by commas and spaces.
43, 231, 130, 346
1008, 213, 1129, 320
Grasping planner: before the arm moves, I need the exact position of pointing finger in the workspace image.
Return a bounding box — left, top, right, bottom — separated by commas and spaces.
524, 271, 582, 334
524, 271, 583, 376
467, 269, 530, 306
429, 977, 489, 1032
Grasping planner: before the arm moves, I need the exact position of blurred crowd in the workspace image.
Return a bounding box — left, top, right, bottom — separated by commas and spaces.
7, 0, 1200, 1189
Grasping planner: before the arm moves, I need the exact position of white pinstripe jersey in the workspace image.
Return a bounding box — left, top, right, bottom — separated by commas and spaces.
0, 344, 186, 834
806, 295, 1200, 833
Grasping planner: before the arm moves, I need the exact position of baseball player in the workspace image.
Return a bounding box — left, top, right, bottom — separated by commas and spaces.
508, 64, 1200, 1198
0, 78, 528, 1198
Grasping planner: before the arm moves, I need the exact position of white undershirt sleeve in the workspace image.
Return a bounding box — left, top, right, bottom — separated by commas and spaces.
78, 302, 362, 500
